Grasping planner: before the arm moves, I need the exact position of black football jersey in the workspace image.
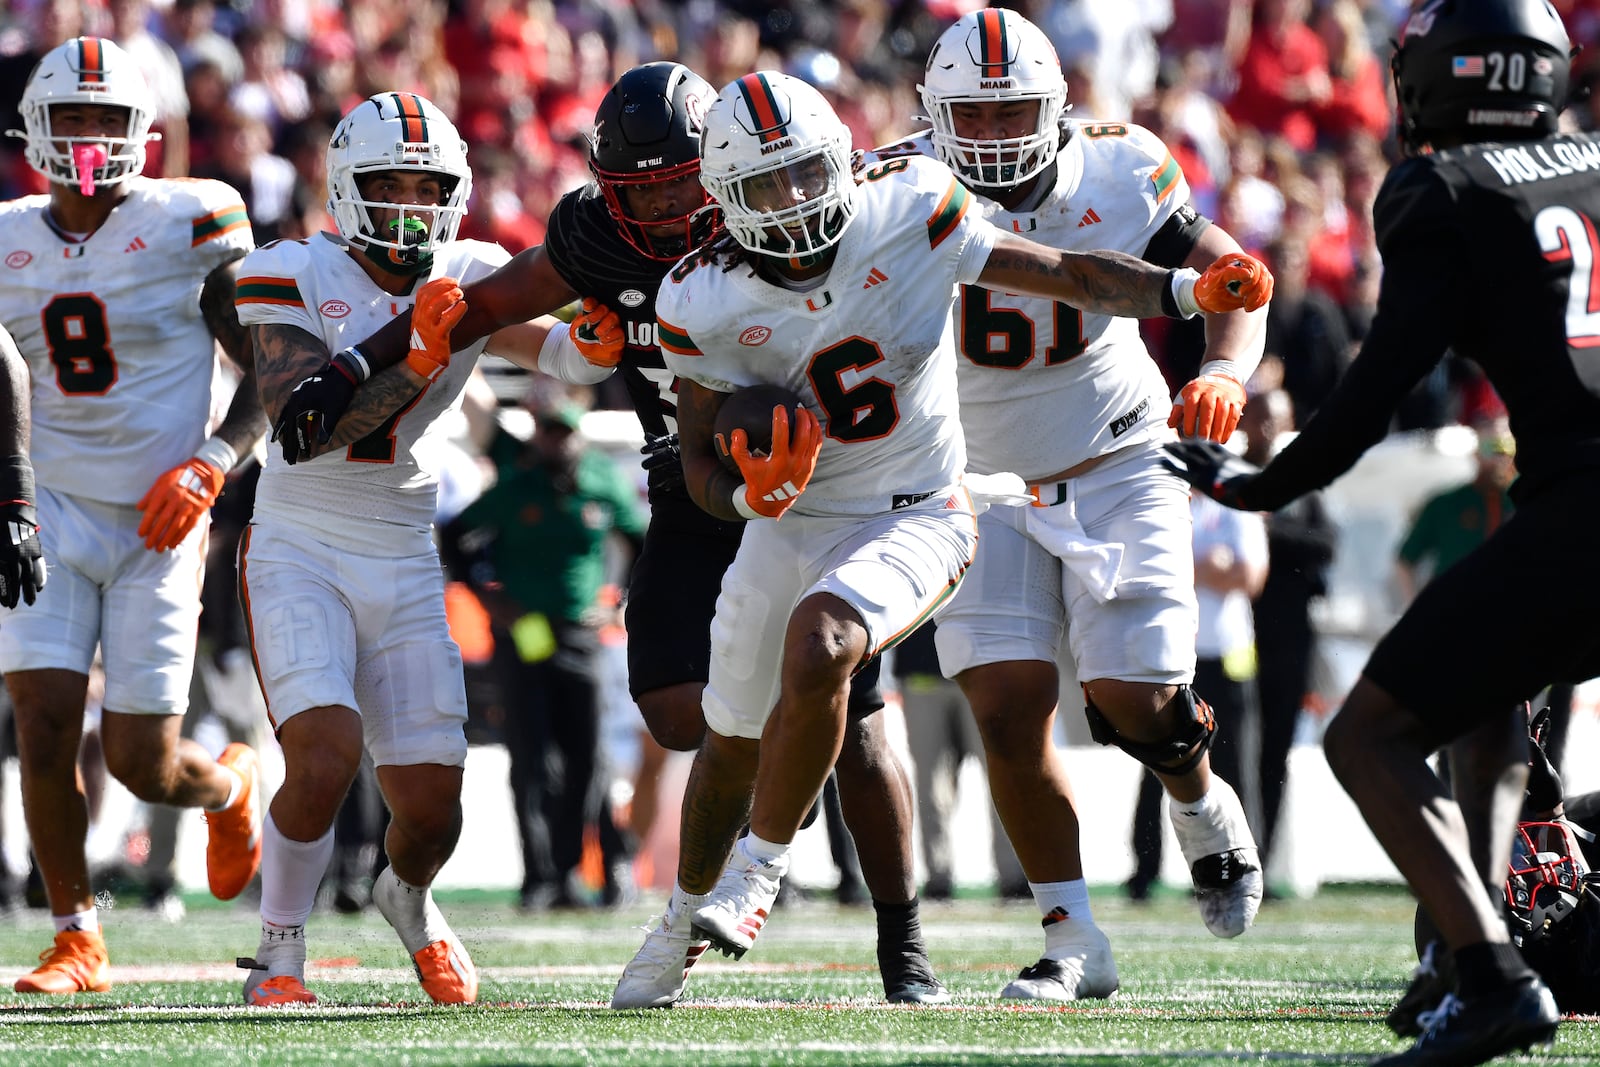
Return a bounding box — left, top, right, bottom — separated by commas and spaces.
1246, 131, 1600, 509
544, 183, 680, 442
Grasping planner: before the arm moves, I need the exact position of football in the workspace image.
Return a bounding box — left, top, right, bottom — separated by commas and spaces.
713, 383, 808, 472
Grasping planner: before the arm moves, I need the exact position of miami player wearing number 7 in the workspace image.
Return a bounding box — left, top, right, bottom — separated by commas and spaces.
0, 37, 268, 995
639, 69, 1270, 976
232, 91, 580, 1007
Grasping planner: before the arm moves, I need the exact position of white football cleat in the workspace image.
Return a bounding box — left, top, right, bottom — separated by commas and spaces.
1001, 909, 1119, 1000
1169, 778, 1263, 938
690, 839, 788, 959
611, 904, 711, 1009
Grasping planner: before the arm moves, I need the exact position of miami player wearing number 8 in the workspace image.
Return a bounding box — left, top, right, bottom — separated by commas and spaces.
647, 69, 1271, 981
858, 7, 1274, 999
232, 90, 579, 1008
0, 37, 272, 995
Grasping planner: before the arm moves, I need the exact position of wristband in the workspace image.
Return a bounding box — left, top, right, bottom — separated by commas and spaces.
1164, 268, 1203, 320
192, 436, 239, 476
331, 346, 371, 384
730, 483, 761, 520
0, 454, 35, 507
537, 322, 615, 386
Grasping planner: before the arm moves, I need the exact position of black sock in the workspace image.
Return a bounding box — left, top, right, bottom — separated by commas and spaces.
1454, 941, 1532, 999
874, 897, 933, 984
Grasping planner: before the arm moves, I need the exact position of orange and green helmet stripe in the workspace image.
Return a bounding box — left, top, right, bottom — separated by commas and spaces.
76, 37, 106, 85
735, 73, 790, 144
390, 92, 430, 143
974, 9, 1011, 78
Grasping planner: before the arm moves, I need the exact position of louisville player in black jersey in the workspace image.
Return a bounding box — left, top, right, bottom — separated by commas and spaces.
1166, 0, 1590, 1063
270, 62, 947, 1007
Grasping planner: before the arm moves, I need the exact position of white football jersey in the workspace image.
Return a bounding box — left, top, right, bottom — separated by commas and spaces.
237, 234, 509, 552
658, 154, 995, 517
874, 123, 1187, 481
0, 177, 253, 504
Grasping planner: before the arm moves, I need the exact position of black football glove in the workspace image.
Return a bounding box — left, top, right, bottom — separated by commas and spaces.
271, 360, 359, 465
640, 432, 685, 494
1526, 703, 1565, 815
1161, 439, 1260, 510
0, 457, 46, 609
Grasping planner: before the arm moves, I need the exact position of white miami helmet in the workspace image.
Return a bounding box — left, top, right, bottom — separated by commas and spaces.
919, 8, 1067, 189
326, 92, 472, 270
699, 71, 857, 260
12, 37, 158, 190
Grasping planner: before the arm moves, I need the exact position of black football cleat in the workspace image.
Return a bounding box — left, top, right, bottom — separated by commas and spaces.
1387, 940, 1457, 1038
1372, 975, 1559, 1067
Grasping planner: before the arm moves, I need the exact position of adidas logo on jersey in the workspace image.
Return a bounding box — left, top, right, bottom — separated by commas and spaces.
862, 268, 888, 289
1077, 208, 1102, 228
123, 236, 147, 253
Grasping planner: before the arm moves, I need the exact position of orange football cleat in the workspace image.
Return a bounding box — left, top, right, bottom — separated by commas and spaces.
412, 939, 478, 1005
246, 974, 318, 1006
204, 742, 263, 901
14, 929, 111, 994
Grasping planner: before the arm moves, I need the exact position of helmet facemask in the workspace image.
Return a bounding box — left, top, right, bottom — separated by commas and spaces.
11, 37, 158, 193
1506, 820, 1589, 946
919, 8, 1067, 189
594, 157, 719, 261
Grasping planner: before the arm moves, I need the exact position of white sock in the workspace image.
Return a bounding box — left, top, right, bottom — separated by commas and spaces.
669, 883, 711, 917
740, 832, 791, 869
255, 920, 307, 979
374, 867, 449, 955
1031, 878, 1094, 924
1171, 782, 1220, 819
204, 765, 245, 813
54, 908, 99, 935
259, 812, 335, 928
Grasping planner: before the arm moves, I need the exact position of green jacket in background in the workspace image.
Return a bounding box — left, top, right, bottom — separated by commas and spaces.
455, 430, 648, 625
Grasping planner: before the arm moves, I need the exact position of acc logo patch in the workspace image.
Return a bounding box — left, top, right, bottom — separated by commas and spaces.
319, 299, 352, 318
5, 251, 32, 269
617, 289, 646, 308
739, 325, 772, 346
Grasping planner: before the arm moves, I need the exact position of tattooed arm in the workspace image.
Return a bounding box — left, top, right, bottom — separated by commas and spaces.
200, 255, 268, 460
253, 321, 428, 461
677, 379, 746, 522
976, 234, 1181, 320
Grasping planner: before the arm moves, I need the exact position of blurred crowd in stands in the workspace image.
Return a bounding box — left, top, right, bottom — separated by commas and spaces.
4, 0, 1597, 427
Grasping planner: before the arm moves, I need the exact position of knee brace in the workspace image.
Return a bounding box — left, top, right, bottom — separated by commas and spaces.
1083, 685, 1216, 776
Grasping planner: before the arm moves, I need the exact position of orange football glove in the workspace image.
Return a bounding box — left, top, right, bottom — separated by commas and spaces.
730, 405, 823, 520
406, 277, 467, 383
572, 297, 624, 368
1194, 254, 1275, 314
136, 457, 225, 551
1168, 373, 1247, 442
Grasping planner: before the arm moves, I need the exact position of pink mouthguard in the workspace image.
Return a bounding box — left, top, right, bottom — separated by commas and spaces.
73, 143, 108, 196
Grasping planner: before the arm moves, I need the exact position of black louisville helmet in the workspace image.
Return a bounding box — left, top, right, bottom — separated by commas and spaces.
1392, 0, 1572, 153
590, 62, 720, 261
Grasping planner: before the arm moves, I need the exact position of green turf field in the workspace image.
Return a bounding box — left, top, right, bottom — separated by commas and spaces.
0, 885, 1592, 1066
